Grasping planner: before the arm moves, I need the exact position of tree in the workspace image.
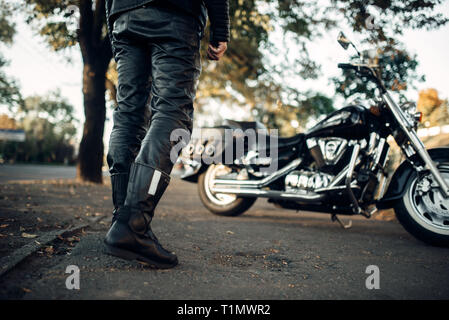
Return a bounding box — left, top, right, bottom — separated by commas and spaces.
15, 0, 448, 181
198, 0, 447, 131
332, 44, 425, 102
0, 91, 78, 163
254, 91, 335, 136
0, 0, 22, 109
417, 88, 449, 127
21, 0, 112, 183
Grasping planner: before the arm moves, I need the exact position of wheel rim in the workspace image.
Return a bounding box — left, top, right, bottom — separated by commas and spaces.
204, 164, 237, 206
405, 164, 449, 235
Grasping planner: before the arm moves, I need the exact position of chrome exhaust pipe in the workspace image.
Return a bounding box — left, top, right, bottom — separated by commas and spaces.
213, 158, 302, 188
210, 186, 324, 203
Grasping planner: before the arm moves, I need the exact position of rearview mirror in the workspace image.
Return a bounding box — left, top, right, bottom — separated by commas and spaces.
337, 32, 351, 50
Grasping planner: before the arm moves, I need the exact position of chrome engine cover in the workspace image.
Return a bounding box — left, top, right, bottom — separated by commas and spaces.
285, 170, 334, 192
307, 137, 348, 166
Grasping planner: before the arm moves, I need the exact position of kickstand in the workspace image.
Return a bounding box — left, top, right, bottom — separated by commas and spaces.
331, 214, 352, 229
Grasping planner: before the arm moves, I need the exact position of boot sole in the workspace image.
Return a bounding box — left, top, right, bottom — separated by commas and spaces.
104, 244, 178, 269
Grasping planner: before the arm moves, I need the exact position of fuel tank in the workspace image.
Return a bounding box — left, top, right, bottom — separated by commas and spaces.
305, 105, 370, 139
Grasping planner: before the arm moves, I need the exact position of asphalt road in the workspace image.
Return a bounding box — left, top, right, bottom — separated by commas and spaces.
0, 169, 449, 299
0, 164, 110, 183
0, 164, 77, 182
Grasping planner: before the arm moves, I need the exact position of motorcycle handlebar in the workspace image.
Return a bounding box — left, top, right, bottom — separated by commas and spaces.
338, 63, 386, 93
338, 63, 357, 70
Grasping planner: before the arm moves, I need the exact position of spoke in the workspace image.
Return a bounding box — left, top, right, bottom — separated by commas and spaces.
411, 169, 449, 230
428, 214, 447, 227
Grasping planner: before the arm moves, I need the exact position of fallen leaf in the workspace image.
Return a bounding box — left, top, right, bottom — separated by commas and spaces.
0, 233, 7, 238
21, 232, 38, 239
226, 230, 234, 235
22, 288, 32, 293
45, 246, 54, 255
0, 224, 8, 228
66, 236, 80, 242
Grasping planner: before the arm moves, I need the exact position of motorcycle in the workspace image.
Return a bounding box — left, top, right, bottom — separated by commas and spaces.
177, 32, 449, 246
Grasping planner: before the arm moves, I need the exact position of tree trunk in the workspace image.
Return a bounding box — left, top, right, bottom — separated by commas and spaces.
76, 0, 112, 183
76, 63, 107, 183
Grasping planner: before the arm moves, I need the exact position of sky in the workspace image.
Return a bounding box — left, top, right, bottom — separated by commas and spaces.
1, 2, 449, 146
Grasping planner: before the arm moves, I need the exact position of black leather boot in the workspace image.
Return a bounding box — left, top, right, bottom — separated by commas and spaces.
110, 173, 129, 225
104, 162, 178, 269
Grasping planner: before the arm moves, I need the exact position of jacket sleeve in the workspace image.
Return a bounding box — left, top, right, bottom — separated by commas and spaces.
204, 0, 230, 43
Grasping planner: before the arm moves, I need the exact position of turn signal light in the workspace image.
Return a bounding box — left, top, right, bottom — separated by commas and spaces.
414, 112, 423, 123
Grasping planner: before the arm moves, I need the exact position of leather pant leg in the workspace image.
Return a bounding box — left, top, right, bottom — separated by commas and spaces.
133, 6, 202, 176
107, 36, 151, 178
106, 15, 152, 211
104, 4, 201, 268
108, 4, 202, 211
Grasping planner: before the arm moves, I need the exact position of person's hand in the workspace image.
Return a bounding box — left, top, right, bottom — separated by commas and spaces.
207, 41, 228, 61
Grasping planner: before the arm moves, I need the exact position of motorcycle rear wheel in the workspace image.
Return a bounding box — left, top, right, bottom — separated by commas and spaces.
198, 164, 256, 216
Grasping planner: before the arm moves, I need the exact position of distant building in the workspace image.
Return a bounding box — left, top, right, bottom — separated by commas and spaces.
0, 114, 25, 142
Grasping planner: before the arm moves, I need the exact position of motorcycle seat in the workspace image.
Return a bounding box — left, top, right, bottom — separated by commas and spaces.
277, 134, 304, 148
223, 120, 303, 147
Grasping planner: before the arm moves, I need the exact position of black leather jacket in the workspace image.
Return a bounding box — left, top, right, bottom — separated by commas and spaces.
105, 0, 230, 42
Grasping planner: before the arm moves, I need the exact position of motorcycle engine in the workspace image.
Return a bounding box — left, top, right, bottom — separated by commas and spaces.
285, 170, 334, 192
306, 137, 348, 168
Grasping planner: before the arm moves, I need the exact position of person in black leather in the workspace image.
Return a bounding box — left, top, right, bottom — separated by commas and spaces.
104, 0, 229, 269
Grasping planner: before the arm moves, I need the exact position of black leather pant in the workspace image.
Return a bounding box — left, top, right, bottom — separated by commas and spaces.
107, 3, 202, 180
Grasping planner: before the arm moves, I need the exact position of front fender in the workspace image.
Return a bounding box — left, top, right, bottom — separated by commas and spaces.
377, 147, 449, 209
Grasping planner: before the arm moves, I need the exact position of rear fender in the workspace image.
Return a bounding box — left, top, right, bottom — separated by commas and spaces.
178, 127, 232, 183
179, 162, 207, 183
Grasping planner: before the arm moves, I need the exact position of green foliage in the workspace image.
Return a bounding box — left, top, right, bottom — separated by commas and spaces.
332, 43, 425, 102
0, 0, 23, 109
199, 0, 447, 130
10, 0, 449, 146
331, 0, 448, 41
0, 1, 16, 44
0, 56, 23, 108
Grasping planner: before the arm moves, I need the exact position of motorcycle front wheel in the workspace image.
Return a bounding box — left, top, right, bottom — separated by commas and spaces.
198, 164, 256, 216
395, 162, 449, 246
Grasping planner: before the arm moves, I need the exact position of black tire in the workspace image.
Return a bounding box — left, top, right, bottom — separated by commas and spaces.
198, 165, 256, 216
394, 163, 449, 247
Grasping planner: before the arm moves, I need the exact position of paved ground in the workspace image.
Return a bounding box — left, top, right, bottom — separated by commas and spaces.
0, 164, 109, 183
0, 172, 449, 299
0, 164, 77, 182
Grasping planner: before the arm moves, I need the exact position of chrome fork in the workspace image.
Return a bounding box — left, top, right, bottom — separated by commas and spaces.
382, 91, 449, 198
